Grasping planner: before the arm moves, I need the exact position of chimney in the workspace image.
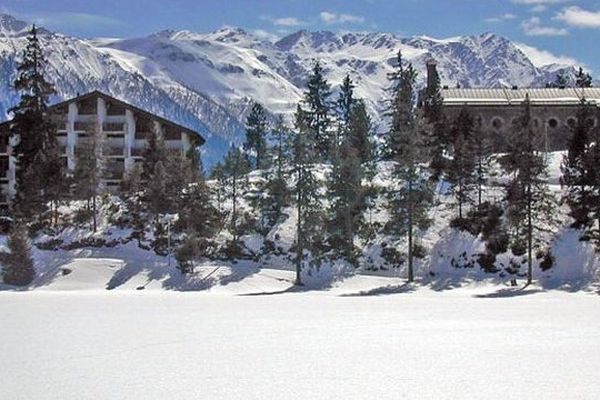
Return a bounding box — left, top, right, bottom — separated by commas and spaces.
426, 59, 438, 91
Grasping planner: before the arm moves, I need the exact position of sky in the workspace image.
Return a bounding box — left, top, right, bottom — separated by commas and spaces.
1, 0, 599, 72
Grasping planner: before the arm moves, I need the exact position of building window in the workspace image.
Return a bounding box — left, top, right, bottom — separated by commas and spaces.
102, 122, 125, 132
586, 118, 597, 128
566, 117, 576, 129
548, 118, 558, 128
492, 117, 503, 130
0, 157, 8, 179
106, 102, 126, 116
163, 125, 181, 140
78, 98, 97, 115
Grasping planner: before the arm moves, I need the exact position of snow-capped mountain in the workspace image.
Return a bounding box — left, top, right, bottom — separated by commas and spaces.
0, 14, 578, 164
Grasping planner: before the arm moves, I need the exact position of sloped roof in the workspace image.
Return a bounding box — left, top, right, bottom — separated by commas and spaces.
441, 87, 600, 107
0, 90, 205, 145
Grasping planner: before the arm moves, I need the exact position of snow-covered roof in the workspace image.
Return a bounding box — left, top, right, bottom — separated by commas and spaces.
441, 87, 600, 106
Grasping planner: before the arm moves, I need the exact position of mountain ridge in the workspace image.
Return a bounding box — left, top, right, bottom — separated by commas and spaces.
0, 14, 581, 164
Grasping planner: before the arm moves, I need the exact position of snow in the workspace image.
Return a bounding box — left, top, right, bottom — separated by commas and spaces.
1, 273, 599, 399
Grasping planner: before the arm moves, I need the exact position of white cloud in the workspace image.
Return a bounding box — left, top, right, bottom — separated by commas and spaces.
319, 11, 365, 25
251, 29, 280, 42
521, 16, 568, 35
27, 12, 124, 31
485, 13, 517, 23
515, 42, 582, 67
555, 6, 600, 28
260, 15, 306, 27
319, 11, 337, 24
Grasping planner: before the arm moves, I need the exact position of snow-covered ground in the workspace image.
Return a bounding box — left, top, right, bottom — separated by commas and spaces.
1, 266, 599, 400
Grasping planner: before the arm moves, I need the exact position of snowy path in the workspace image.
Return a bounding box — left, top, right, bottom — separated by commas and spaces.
1, 275, 599, 400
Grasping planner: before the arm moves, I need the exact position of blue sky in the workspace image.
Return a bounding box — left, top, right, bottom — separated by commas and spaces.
1, 0, 599, 72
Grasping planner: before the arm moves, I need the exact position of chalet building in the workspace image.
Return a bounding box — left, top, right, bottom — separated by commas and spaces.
0, 90, 204, 206
425, 61, 600, 151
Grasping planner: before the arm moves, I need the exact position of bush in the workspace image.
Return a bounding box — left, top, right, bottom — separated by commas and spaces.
486, 231, 509, 255
539, 251, 555, 271
2, 223, 35, 286
477, 252, 499, 273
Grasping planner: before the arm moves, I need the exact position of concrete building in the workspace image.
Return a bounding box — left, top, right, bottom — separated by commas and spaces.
0, 90, 204, 206
425, 61, 600, 151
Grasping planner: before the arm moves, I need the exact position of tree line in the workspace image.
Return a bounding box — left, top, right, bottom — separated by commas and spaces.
2, 26, 599, 288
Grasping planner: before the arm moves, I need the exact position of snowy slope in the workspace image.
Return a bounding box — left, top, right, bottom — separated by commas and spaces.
0, 14, 580, 164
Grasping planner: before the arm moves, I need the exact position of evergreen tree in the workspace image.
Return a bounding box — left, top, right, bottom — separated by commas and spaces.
178, 175, 220, 238
244, 102, 269, 170
575, 67, 593, 88
222, 146, 251, 241
502, 95, 555, 285
561, 99, 595, 228
326, 136, 364, 264
546, 72, 569, 88
302, 61, 332, 160
259, 116, 291, 233
210, 162, 227, 214
384, 57, 434, 282
291, 105, 323, 285
472, 116, 494, 208
421, 60, 449, 180
2, 222, 35, 286
346, 100, 373, 164
120, 163, 145, 244
447, 107, 477, 220
72, 127, 103, 232
336, 74, 355, 128
8, 25, 63, 224
586, 119, 600, 248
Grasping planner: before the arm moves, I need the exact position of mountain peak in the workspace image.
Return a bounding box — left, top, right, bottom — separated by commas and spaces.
0, 14, 29, 36
0, 14, 51, 37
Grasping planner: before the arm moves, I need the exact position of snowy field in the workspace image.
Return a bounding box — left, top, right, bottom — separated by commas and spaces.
1, 266, 599, 400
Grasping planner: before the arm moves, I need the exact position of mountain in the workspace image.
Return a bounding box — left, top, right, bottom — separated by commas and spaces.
0, 14, 579, 164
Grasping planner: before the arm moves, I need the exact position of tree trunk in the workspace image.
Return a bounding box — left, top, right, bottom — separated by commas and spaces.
295, 169, 303, 286
232, 175, 237, 241
407, 178, 414, 283
527, 184, 533, 286
92, 195, 97, 233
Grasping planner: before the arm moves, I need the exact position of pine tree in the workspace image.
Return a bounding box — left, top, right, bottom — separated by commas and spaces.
586, 119, 600, 248
244, 102, 269, 170
472, 116, 494, 208
575, 67, 592, 88
73, 127, 103, 232
546, 72, 569, 88
303, 61, 332, 161
291, 105, 323, 285
120, 163, 145, 244
8, 25, 63, 224
336, 74, 355, 128
421, 60, 449, 181
222, 146, 251, 241
384, 57, 434, 282
447, 107, 477, 220
210, 162, 227, 214
346, 100, 373, 164
502, 95, 555, 285
326, 136, 364, 264
259, 116, 291, 233
2, 222, 35, 286
561, 99, 594, 228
